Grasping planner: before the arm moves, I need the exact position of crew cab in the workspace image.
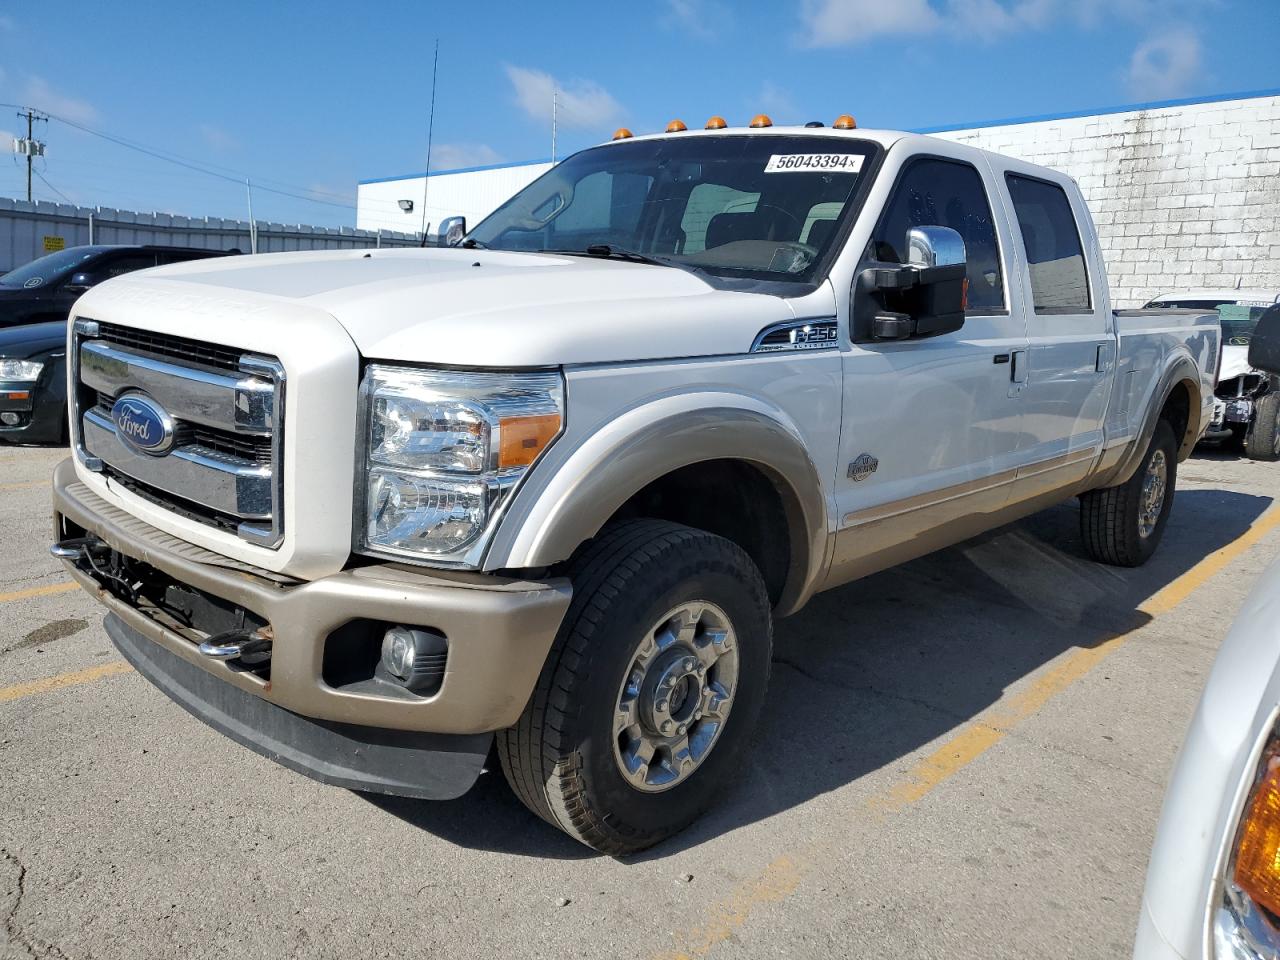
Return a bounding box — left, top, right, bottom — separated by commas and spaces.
50, 118, 1220, 854
1145, 290, 1280, 460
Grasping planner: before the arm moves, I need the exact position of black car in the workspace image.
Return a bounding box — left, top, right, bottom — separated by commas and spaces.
0, 244, 236, 329
0, 321, 68, 443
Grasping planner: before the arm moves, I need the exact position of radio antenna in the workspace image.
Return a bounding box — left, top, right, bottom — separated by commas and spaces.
419, 38, 440, 245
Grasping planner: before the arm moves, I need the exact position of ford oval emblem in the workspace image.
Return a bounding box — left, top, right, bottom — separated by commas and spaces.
110, 394, 175, 456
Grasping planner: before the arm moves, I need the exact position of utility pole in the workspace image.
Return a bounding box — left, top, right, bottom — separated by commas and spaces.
14, 108, 48, 203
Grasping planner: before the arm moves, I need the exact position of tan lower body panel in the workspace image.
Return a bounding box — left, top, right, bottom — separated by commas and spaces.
823, 449, 1101, 592
52, 458, 572, 735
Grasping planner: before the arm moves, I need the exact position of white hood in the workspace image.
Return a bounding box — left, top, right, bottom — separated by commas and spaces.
97, 247, 805, 367
1218, 344, 1258, 383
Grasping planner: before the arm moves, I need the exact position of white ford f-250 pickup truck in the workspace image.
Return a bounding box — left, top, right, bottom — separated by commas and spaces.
51, 116, 1220, 854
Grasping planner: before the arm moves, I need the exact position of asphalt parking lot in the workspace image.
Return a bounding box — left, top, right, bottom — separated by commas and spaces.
2, 443, 1278, 960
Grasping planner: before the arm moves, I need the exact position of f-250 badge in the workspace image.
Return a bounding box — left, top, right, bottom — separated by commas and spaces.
848, 453, 879, 482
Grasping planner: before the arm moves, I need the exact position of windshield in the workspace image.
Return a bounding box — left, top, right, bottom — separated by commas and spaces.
467, 135, 879, 283
0, 246, 109, 289
1218, 304, 1269, 345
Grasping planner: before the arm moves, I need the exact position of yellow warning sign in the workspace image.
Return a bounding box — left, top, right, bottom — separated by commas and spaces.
42, 235, 65, 253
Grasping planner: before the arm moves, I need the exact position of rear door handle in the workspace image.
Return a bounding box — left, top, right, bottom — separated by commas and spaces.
1096, 342, 1115, 373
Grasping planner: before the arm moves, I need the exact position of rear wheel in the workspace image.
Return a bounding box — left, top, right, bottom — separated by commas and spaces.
497, 519, 772, 855
1244, 393, 1280, 461
1080, 419, 1178, 567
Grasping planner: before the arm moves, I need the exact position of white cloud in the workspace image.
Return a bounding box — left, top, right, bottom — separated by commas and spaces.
504, 65, 622, 131
663, 0, 729, 38
798, 0, 1213, 46
430, 142, 503, 171
198, 123, 238, 152
799, 0, 939, 45
756, 82, 799, 120
18, 76, 97, 124
1127, 27, 1202, 100
0, 129, 15, 152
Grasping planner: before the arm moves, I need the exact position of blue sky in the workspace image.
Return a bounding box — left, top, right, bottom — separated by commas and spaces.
0, 0, 1276, 229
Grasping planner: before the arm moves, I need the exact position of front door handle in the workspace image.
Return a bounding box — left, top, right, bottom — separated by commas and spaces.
1010, 350, 1028, 383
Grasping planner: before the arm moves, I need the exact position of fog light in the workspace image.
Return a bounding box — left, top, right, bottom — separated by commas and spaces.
0, 412, 19, 425
379, 626, 448, 694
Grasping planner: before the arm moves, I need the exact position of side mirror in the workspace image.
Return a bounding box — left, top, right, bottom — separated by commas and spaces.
63, 272, 96, 294
1249, 304, 1280, 375
855, 225, 968, 341
438, 216, 467, 248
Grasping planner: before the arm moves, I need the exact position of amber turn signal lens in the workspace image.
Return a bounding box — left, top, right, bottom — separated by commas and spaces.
749, 114, 773, 128
833, 114, 857, 130
2, 391, 29, 400
612, 127, 633, 140
665, 119, 687, 133
1235, 752, 1280, 917
705, 116, 727, 130
498, 413, 561, 469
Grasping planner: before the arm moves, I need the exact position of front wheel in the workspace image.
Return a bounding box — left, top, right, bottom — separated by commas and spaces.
1080, 418, 1178, 567
1244, 393, 1280, 461
497, 519, 772, 855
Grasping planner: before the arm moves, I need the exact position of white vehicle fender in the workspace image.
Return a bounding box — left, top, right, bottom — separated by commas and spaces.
485, 390, 830, 614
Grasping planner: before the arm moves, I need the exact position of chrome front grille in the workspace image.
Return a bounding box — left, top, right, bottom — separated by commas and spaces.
71, 318, 286, 548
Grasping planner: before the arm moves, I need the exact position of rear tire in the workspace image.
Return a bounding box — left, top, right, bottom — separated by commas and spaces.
1080, 419, 1178, 567
497, 519, 772, 855
1244, 393, 1280, 461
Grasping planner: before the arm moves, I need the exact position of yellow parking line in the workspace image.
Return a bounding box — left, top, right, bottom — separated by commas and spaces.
0, 661, 132, 704
0, 581, 78, 604
656, 505, 1280, 959
0, 479, 49, 492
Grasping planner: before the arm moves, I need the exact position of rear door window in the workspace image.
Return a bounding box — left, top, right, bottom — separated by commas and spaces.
868, 158, 1005, 312
1005, 174, 1091, 312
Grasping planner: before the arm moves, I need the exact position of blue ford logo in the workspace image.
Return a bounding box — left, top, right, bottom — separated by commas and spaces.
111, 394, 175, 455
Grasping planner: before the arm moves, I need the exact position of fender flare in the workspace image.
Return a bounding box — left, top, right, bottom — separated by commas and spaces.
1099, 352, 1203, 489
485, 394, 830, 616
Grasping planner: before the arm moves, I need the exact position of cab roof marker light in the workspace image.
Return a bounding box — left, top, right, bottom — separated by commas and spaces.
665, 119, 687, 133
834, 114, 858, 130
705, 116, 727, 130
612, 127, 634, 140
749, 114, 773, 128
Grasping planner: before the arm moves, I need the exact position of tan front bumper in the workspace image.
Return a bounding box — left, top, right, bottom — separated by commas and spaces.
52, 458, 571, 735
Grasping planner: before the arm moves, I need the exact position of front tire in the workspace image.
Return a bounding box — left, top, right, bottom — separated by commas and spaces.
1244, 393, 1280, 461
1080, 418, 1178, 567
497, 519, 772, 855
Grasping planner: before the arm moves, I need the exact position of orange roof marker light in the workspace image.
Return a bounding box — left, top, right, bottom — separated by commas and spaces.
612, 127, 634, 140
705, 116, 727, 130
749, 114, 773, 128
833, 114, 858, 130
665, 119, 688, 133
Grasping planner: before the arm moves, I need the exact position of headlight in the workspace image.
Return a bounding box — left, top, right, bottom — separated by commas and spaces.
357, 366, 563, 563
0, 359, 42, 381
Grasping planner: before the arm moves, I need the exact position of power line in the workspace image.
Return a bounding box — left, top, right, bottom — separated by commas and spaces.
33, 167, 72, 203
0, 101, 362, 211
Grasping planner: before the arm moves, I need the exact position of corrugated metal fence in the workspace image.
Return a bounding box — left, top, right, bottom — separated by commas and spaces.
0, 197, 420, 273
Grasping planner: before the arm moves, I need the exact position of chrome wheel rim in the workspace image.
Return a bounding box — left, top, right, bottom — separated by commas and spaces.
1138, 448, 1168, 539
612, 601, 739, 794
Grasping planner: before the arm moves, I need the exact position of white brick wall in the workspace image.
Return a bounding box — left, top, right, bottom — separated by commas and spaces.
931, 94, 1280, 307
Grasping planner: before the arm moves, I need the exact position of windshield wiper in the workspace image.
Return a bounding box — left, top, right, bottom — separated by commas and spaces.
567, 244, 703, 275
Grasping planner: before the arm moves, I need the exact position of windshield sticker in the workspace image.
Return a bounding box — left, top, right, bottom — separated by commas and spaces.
764, 153, 864, 174
23, 277, 42, 288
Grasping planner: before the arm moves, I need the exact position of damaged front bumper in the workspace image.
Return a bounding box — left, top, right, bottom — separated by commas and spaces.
50, 458, 572, 800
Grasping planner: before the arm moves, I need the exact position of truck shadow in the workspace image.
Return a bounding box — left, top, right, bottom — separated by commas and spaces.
365, 486, 1273, 861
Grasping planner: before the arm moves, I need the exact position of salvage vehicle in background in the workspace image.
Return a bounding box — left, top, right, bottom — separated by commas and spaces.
1145, 289, 1280, 459
0, 244, 235, 330
0, 321, 69, 444
49, 116, 1220, 853
1134, 303, 1280, 960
